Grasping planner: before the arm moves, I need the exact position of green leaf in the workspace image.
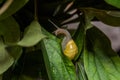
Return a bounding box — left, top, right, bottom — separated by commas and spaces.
106, 11, 120, 17
76, 61, 87, 80
17, 20, 46, 47
19, 75, 35, 80
41, 28, 77, 80
0, 75, 2, 80
0, 37, 14, 74
104, 0, 120, 8
84, 27, 120, 80
95, 10, 120, 26
0, 0, 29, 20
0, 16, 20, 44
80, 8, 120, 27
73, 22, 85, 61
5, 46, 22, 67
0, 0, 3, 4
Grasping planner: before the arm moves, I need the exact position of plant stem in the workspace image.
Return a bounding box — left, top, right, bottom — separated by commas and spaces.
34, 0, 38, 20
0, 0, 13, 15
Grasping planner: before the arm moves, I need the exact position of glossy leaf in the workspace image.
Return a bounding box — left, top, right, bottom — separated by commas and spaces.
104, 0, 120, 8
41, 28, 77, 80
0, 16, 20, 44
17, 20, 46, 47
0, 37, 14, 74
84, 27, 120, 80
0, 0, 29, 20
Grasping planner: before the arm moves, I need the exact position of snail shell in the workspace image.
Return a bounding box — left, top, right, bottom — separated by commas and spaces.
63, 39, 78, 60
54, 28, 78, 60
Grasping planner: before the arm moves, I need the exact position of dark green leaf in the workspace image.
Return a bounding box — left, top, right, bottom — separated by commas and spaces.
76, 61, 87, 80
80, 8, 120, 27
84, 27, 120, 80
104, 0, 120, 8
73, 22, 85, 61
41, 28, 77, 80
0, 0, 3, 4
95, 10, 120, 26
19, 75, 35, 80
0, 37, 14, 74
0, 75, 2, 80
0, 0, 29, 20
106, 11, 120, 17
5, 46, 22, 66
17, 20, 46, 47
0, 16, 20, 44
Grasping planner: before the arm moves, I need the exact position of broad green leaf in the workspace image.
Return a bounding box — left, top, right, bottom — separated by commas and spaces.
73, 10, 94, 61
95, 10, 120, 26
104, 0, 120, 8
73, 22, 85, 61
0, 37, 14, 74
84, 27, 120, 80
0, 16, 20, 44
17, 20, 46, 47
41, 28, 77, 80
76, 61, 87, 80
0, 0, 29, 20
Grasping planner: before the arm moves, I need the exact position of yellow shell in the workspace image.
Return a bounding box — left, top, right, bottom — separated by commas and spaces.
63, 39, 78, 60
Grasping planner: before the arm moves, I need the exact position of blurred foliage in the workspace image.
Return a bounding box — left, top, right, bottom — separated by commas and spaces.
0, 0, 120, 80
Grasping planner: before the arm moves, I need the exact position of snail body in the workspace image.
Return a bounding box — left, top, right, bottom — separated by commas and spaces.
54, 28, 78, 60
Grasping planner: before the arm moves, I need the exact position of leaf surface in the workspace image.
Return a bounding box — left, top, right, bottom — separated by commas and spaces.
0, 38, 14, 74
17, 20, 46, 47
104, 0, 120, 8
41, 28, 77, 80
84, 27, 120, 80
0, 16, 20, 44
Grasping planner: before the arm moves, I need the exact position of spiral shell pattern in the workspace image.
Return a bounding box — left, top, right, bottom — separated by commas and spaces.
63, 39, 78, 60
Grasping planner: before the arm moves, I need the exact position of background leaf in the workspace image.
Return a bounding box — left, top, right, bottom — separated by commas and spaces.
95, 10, 120, 26
106, 11, 120, 17
0, 0, 3, 4
0, 0, 29, 20
0, 16, 20, 44
73, 22, 85, 61
17, 20, 46, 47
104, 0, 120, 8
84, 27, 120, 80
0, 75, 2, 80
0, 37, 14, 74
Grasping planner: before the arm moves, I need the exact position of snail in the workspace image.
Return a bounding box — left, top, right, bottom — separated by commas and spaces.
49, 19, 78, 60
